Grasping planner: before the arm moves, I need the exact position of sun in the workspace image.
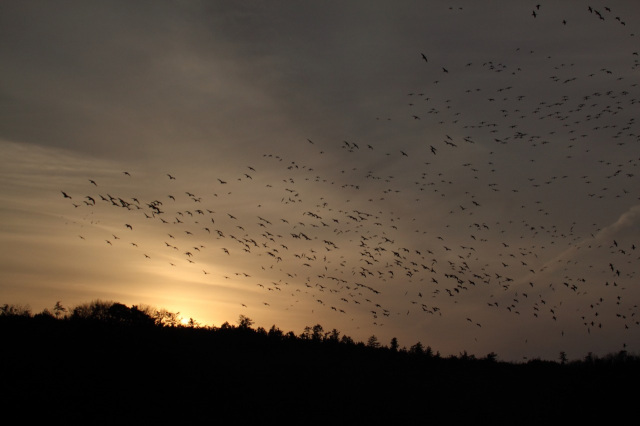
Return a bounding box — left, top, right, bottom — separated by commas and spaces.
180, 317, 190, 326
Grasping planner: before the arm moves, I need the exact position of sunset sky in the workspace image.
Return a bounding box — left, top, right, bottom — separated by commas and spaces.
1, 1, 639, 361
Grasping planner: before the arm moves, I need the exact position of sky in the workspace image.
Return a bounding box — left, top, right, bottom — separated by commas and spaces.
1, 0, 639, 361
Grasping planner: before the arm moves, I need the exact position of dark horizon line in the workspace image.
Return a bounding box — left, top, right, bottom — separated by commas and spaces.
1, 299, 636, 366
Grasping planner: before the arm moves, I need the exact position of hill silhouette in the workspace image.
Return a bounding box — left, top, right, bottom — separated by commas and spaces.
1, 300, 636, 423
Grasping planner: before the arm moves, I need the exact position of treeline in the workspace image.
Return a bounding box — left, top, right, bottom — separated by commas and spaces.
1, 300, 638, 423
1, 299, 636, 365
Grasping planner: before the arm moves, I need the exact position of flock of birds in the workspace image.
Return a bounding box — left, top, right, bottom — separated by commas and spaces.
60, 4, 639, 357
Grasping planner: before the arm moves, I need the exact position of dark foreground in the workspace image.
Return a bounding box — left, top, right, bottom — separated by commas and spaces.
1, 306, 637, 423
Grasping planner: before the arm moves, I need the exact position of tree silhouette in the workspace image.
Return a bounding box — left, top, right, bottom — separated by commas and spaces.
390, 337, 399, 352
326, 328, 340, 342
367, 335, 381, 348
410, 341, 424, 355
268, 325, 284, 339
71, 299, 112, 321
559, 351, 568, 365
0, 303, 31, 317
237, 314, 254, 329
311, 324, 324, 341
34, 308, 55, 319
300, 325, 312, 340
425, 345, 435, 357
340, 335, 354, 345
53, 301, 66, 319
154, 308, 182, 327
2, 298, 640, 423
